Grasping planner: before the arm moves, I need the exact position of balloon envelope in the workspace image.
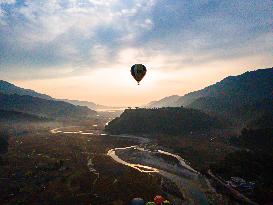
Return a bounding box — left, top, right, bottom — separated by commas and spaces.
131, 198, 145, 205
154, 195, 165, 205
131, 64, 147, 84
146, 202, 156, 205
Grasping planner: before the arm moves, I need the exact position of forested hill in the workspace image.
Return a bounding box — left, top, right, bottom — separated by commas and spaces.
105, 107, 227, 135
146, 68, 273, 125
177, 67, 273, 106
147, 68, 273, 108
0, 80, 112, 110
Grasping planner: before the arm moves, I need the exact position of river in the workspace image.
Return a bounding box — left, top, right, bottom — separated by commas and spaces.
50, 126, 218, 205
107, 136, 216, 205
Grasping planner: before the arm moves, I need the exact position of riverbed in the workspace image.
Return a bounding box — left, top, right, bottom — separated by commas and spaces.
51, 126, 219, 205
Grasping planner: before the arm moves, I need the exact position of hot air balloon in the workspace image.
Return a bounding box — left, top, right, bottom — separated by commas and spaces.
131, 64, 147, 85
154, 195, 165, 205
131, 198, 145, 205
146, 202, 156, 205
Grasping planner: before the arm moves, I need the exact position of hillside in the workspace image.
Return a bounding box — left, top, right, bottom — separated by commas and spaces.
146, 68, 273, 124
0, 80, 116, 111
0, 109, 47, 122
61, 99, 121, 110
105, 107, 226, 135
177, 67, 273, 106
0, 80, 52, 100
146, 95, 180, 108
147, 68, 272, 108
0, 93, 96, 120
188, 96, 273, 121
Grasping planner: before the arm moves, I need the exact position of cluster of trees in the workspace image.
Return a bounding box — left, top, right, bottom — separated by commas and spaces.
105, 107, 227, 135
211, 128, 273, 203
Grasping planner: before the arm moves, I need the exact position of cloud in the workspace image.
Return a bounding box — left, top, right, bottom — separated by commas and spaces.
0, 0, 16, 3
0, 0, 272, 80
0, 0, 155, 76
0, 0, 16, 25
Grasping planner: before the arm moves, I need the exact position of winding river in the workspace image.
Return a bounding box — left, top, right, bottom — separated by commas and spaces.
50, 126, 217, 205
107, 140, 215, 205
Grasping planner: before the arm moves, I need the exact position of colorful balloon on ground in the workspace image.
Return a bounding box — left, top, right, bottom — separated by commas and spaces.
154, 195, 165, 205
131, 64, 147, 85
146, 202, 156, 205
131, 197, 145, 205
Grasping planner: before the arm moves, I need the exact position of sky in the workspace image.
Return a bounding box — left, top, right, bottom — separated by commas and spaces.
0, 0, 272, 106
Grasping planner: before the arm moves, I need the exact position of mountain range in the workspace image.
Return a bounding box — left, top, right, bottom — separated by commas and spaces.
0, 93, 96, 120
147, 67, 273, 125
0, 80, 97, 120
0, 80, 117, 110
146, 95, 181, 108
60, 99, 122, 110
0, 109, 47, 122
0, 80, 52, 100
148, 68, 273, 108
1, 67, 272, 124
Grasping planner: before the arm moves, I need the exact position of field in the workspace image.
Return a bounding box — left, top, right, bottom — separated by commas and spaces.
154, 129, 238, 172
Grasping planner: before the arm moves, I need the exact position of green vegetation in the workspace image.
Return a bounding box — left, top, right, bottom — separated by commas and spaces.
106, 107, 227, 135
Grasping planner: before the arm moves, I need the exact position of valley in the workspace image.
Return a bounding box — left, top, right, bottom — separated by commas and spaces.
0, 113, 163, 205
1, 1, 272, 204
0, 68, 272, 205
0, 111, 241, 205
